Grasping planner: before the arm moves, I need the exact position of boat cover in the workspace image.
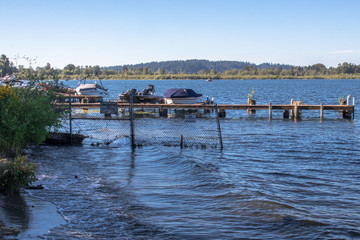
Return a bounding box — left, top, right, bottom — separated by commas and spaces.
163, 88, 202, 98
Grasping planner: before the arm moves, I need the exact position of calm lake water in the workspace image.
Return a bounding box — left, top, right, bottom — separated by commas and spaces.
24, 79, 360, 239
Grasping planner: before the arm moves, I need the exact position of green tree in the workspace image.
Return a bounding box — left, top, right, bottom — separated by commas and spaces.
93, 65, 102, 76
0, 86, 61, 156
337, 62, 356, 74
64, 64, 76, 71
209, 69, 217, 75
198, 69, 208, 75
142, 67, 150, 75
156, 68, 165, 75
0, 54, 15, 77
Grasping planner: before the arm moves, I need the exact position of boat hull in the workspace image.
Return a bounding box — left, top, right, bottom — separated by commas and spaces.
75, 84, 107, 96
165, 97, 203, 104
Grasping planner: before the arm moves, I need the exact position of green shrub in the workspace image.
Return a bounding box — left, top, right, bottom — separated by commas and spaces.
0, 156, 37, 195
0, 85, 61, 156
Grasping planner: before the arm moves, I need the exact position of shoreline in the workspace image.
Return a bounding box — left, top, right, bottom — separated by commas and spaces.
56, 76, 360, 81
0, 191, 65, 239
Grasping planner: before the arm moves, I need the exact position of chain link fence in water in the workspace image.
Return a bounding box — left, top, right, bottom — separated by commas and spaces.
56, 104, 222, 149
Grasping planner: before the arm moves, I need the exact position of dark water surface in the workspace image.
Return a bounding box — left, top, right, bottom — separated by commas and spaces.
25, 80, 360, 239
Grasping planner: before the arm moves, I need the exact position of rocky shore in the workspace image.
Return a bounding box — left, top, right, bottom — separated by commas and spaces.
0, 221, 20, 238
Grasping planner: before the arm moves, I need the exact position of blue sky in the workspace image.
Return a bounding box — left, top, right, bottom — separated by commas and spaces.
2, 0, 360, 68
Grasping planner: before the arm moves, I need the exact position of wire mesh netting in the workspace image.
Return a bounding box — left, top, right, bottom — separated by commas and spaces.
57, 106, 221, 148
133, 110, 220, 148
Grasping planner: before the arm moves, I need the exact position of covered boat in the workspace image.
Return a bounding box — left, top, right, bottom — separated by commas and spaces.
163, 88, 203, 104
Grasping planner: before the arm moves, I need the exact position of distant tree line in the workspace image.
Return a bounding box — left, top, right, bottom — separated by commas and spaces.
102, 59, 293, 74
1, 54, 360, 80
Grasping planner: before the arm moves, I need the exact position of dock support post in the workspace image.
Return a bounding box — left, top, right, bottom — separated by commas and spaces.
353, 108, 355, 119
215, 104, 224, 150
269, 102, 272, 120
294, 103, 298, 119
247, 98, 256, 114
69, 92, 72, 145
159, 107, 168, 117
343, 111, 352, 119
320, 103, 324, 119
283, 110, 289, 119
130, 94, 135, 151
291, 99, 301, 120
218, 109, 226, 118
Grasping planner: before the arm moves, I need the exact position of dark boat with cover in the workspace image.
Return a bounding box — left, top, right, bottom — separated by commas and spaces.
163, 88, 203, 104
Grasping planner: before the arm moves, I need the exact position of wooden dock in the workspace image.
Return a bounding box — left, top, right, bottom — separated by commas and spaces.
56, 101, 355, 119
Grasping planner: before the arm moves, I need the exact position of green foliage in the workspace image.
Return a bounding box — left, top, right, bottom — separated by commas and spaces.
338, 96, 346, 104
0, 156, 37, 195
0, 85, 61, 156
0, 54, 16, 77
247, 88, 255, 100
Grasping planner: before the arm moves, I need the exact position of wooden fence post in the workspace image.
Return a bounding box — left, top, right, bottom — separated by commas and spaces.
215, 104, 224, 150
320, 103, 324, 119
269, 102, 272, 120
130, 94, 135, 150
69, 92, 72, 144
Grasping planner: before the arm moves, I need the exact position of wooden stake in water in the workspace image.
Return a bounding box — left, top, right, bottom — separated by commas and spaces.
215, 104, 223, 150
130, 94, 135, 150
320, 103, 324, 119
69, 92, 72, 145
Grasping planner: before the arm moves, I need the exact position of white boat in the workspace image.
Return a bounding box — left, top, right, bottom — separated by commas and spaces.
0, 75, 16, 84
206, 78, 212, 82
75, 76, 108, 96
163, 88, 203, 104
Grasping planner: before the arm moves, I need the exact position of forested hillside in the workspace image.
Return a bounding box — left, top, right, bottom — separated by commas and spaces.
2, 54, 360, 80
103, 60, 293, 74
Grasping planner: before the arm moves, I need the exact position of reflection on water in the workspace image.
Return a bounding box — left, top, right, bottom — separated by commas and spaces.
0, 194, 29, 229
0, 193, 65, 239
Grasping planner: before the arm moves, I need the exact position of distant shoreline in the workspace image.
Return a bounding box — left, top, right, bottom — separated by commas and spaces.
59, 75, 360, 81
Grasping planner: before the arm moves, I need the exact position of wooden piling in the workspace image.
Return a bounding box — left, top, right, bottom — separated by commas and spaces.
69, 92, 72, 144
320, 103, 324, 119
218, 109, 226, 118
215, 104, 224, 150
291, 99, 301, 120
269, 102, 272, 120
159, 108, 168, 117
247, 98, 256, 114
130, 94, 135, 150
343, 111, 352, 119
283, 110, 289, 119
